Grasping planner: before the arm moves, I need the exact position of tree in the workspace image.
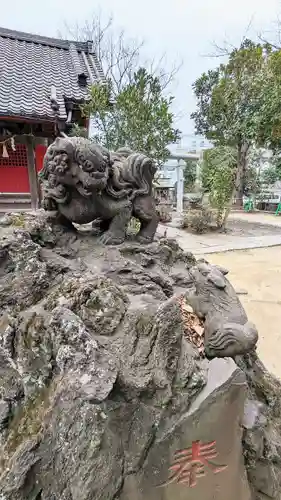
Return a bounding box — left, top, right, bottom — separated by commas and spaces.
253, 49, 281, 152
81, 68, 181, 165
191, 40, 269, 206
261, 154, 281, 185
62, 9, 181, 97
202, 147, 263, 197
64, 10, 181, 165
183, 159, 197, 191
201, 146, 236, 228
262, 166, 279, 185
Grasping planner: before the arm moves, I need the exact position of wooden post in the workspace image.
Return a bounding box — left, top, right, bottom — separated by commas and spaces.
26, 135, 40, 210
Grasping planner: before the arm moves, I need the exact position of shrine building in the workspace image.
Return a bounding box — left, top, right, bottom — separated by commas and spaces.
0, 27, 105, 210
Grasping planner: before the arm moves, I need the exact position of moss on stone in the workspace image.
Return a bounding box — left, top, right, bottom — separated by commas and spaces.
2, 379, 57, 465
128, 217, 141, 234
10, 214, 26, 228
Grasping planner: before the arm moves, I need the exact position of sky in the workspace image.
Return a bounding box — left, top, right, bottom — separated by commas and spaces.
1, 0, 281, 136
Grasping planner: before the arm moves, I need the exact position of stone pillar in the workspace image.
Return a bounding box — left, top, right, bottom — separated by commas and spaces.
26, 136, 40, 211
176, 159, 184, 214
195, 150, 203, 190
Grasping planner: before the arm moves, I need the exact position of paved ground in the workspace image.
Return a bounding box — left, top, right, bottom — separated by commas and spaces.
229, 211, 281, 227
205, 247, 281, 379
158, 212, 281, 379
158, 224, 281, 255
158, 211, 281, 255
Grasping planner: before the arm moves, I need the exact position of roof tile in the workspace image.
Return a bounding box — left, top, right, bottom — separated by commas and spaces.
0, 27, 106, 121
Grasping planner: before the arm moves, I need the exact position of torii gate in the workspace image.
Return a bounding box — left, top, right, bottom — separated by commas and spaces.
168, 151, 201, 215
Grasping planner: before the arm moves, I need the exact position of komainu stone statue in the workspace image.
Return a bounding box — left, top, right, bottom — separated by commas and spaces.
186, 261, 258, 359
39, 136, 159, 244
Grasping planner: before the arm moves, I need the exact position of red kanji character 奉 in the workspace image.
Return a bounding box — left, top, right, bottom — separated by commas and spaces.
161, 440, 227, 488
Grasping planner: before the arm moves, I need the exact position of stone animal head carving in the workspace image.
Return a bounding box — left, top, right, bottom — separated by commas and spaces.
204, 321, 258, 359
40, 137, 111, 200
187, 261, 258, 359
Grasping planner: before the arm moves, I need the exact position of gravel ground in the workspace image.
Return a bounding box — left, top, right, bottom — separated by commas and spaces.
225, 219, 281, 236
206, 246, 281, 379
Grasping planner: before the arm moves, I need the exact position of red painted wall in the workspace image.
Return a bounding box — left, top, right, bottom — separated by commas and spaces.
0, 143, 30, 193
35, 144, 47, 173
0, 143, 47, 194
0, 166, 30, 193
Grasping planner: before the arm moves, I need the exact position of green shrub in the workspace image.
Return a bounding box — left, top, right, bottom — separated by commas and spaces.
156, 205, 172, 223
183, 207, 214, 233
128, 217, 141, 233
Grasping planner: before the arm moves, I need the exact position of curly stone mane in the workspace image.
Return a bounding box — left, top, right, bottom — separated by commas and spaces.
107, 149, 157, 200
40, 137, 157, 204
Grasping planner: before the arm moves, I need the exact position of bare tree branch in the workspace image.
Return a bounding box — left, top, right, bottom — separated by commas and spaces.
151, 55, 183, 91
258, 15, 281, 49
203, 39, 237, 58
202, 14, 256, 58
60, 9, 181, 95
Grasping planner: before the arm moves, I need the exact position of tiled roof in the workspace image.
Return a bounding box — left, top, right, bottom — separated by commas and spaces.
0, 27, 106, 121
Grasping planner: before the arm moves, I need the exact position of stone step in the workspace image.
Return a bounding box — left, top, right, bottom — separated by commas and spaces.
0, 194, 31, 213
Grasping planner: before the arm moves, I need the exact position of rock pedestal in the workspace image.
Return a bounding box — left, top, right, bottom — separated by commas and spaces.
121, 359, 250, 500
0, 211, 280, 500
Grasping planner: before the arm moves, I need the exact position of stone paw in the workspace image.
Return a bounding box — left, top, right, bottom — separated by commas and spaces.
91, 227, 103, 237
136, 234, 153, 244
99, 232, 125, 245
